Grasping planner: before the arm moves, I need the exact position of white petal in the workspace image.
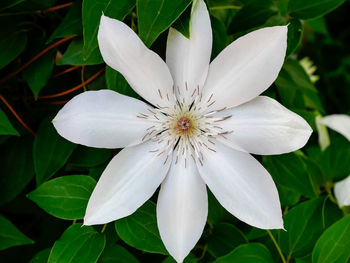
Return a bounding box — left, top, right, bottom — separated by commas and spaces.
201, 26, 287, 111
98, 15, 175, 108
334, 175, 350, 207
197, 140, 283, 229
213, 96, 312, 155
319, 114, 350, 142
166, 0, 212, 105
157, 152, 207, 263
53, 90, 157, 149
84, 140, 171, 225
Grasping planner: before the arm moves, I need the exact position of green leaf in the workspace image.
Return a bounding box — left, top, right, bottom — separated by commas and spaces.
162, 253, 197, 263
0, 28, 27, 70
100, 244, 140, 263
69, 146, 110, 168
286, 18, 303, 56
207, 223, 248, 257
211, 15, 227, 60
312, 215, 350, 263
275, 59, 324, 112
0, 109, 19, 136
214, 243, 274, 263
0, 137, 34, 205
23, 50, 56, 99
29, 248, 51, 263
82, 0, 135, 60
228, 3, 277, 34
115, 201, 167, 254
0, 215, 34, 250
48, 223, 106, 263
137, 0, 192, 47
57, 38, 103, 66
263, 152, 317, 198
47, 1, 83, 43
105, 66, 138, 97
34, 117, 77, 184
288, 0, 346, 20
28, 175, 96, 220
172, 4, 191, 38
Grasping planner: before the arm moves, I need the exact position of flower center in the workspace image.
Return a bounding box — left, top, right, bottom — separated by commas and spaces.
177, 117, 192, 133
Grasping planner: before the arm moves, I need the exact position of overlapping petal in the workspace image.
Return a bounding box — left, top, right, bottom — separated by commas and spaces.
201, 26, 287, 111
157, 152, 207, 263
166, 0, 212, 105
334, 175, 350, 207
98, 15, 175, 108
319, 114, 350, 141
84, 140, 171, 225
213, 96, 312, 155
53, 90, 157, 149
197, 140, 283, 229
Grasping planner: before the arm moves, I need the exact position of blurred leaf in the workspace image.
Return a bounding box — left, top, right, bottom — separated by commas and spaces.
275, 59, 324, 112
100, 244, 140, 263
48, 223, 105, 263
228, 3, 277, 34
47, 1, 82, 43
0, 27, 27, 70
82, 0, 135, 60
304, 17, 329, 35
23, 50, 56, 99
137, 0, 192, 47
29, 248, 51, 263
0, 137, 34, 205
288, 0, 346, 20
263, 153, 317, 198
312, 215, 350, 263
162, 253, 197, 263
214, 243, 274, 263
0, 109, 19, 136
28, 175, 96, 220
115, 201, 167, 254
0, 215, 34, 250
69, 146, 110, 168
105, 66, 138, 97
34, 117, 77, 184
211, 15, 227, 60
207, 190, 233, 225
276, 184, 301, 206
0, 0, 25, 11
57, 38, 103, 65
172, 4, 191, 38
207, 223, 248, 258
286, 18, 303, 56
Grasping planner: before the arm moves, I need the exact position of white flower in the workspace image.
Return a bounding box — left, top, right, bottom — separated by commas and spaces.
53, 0, 312, 262
334, 175, 350, 207
319, 114, 350, 142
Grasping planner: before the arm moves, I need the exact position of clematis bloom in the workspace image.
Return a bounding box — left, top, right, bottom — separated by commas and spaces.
53, 0, 312, 262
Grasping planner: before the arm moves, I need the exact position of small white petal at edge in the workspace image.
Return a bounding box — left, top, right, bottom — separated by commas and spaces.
319, 114, 350, 142
334, 175, 350, 207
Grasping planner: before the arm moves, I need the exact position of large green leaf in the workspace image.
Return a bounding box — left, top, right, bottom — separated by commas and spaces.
34, 118, 77, 184
100, 244, 140, 263
207, 223, 248, 257
47, 1, 83, 43
115, 201, 167, 254
263, 152, 317, 198
288, 0, 346, 20
0, 137, 34, 205
0, 215, 34, 250
28, 175, 96, 220
312, 215, 350, 263
29, 248, 51, 263
69, 146, 110, 168
23, 50, 56, 99
82, 0, 135, 60
286, 18, 303, 56
214, 243, 274, 263
137, 0, 192, 47
48, 223, 105, 263
0, 109, 19, 136
105, 66, 138, 97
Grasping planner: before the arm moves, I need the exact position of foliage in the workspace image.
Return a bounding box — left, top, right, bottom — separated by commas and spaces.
0, 0, 349, 262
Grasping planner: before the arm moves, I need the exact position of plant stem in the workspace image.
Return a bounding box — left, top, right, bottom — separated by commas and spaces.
266, 230, 287, 263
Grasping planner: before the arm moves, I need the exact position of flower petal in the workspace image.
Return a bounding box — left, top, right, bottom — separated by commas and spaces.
319, 114, 350, 142
98, 15, 175, 108
84, 140, 171, 225
334, 175, 350, 207
201, 26, 287, 111
53, 90, 157, 149
197, 140, 283, 229
166, 0, 212, 106
212, 96, 312, 155
157, 152, 207, 263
